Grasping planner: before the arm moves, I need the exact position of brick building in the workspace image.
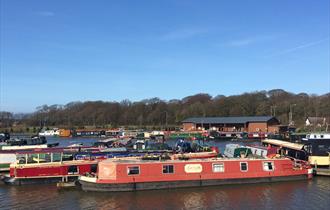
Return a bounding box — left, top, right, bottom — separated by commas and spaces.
182, 116, 280, 133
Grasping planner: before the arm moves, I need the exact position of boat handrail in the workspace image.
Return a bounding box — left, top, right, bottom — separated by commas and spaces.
286, 156, 310, 169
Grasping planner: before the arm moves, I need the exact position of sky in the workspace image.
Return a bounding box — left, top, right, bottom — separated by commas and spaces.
0, 0, 329, 113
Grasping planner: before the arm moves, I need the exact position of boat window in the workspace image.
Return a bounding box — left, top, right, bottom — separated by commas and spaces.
320, 135, 324, 138
163, 165, 174, 174
68, 165, 79, 174
17, 154, 26, 164
240, 162, 248, 172
91, 164, 98, 173
213, 163, 224, 172
318, 145, 327, 152
38, 153, 51, 163
127, 166, 140, 175
52, 153, 61, 162
27, 154, 39, 164
62, 153, 74, 161
263, 162, 274, 171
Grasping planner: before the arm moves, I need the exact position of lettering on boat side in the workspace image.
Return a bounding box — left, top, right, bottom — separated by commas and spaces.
184, 164, 203, 173
100, 166, 116, 179
103, 166, 112, 176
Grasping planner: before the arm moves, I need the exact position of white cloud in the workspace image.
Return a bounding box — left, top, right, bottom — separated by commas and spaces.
227, 35, 277, 47
267, 37, 329, 57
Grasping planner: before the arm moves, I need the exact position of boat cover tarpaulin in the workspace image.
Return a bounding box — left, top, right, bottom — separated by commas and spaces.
262, 139, 305, 151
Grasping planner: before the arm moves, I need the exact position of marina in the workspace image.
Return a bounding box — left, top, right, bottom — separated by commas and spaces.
1, 1, 329, 209
0, 137, 329, 210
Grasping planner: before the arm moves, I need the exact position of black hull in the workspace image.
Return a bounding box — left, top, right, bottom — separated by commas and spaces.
3, 176, 79, 186
80, 175, 309, 192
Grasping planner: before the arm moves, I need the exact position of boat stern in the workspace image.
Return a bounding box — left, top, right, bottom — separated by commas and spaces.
79, 175, 97, 183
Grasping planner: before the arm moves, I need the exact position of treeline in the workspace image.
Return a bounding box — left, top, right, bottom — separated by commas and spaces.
1, 89, 330, 129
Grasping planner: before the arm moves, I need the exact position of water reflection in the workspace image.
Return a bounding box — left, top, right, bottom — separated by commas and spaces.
0, 178, 329, 210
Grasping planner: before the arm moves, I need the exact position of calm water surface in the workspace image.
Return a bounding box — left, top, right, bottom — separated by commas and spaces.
0, 137, 329, 210
0, 177, 329, 210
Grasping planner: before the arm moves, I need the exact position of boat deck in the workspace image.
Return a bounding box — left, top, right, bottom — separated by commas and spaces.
104, 156, 277, 164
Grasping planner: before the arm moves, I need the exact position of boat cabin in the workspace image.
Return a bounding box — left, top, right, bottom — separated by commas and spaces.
302, 133, 330, 156
223, 144, 252, 158
246, 145, 278, 158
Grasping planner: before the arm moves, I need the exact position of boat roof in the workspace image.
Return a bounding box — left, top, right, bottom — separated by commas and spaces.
246, 145, 268, 149
262, 139, 305, 150
100, 156, 288, 164
304, 133, 330, 140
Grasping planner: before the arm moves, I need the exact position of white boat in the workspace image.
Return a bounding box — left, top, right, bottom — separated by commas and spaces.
39, 128, 60, 136
68, 143, 84, 147
302, 133, 330, 166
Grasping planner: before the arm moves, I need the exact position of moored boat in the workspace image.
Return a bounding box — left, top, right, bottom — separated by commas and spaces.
0, 135, 59, 151
2, 149, 99, 185
262, 134, 330, 176
79, 157, 312, 192
39, 128, 60, 136
2, 144, 219, 185
223, 144, 252, 158
301, 133, 330, 167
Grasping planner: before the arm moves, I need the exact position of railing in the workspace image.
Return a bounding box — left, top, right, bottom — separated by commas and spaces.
286, 156, 310, 169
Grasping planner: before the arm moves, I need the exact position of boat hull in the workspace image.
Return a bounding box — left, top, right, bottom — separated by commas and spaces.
3, 176, 79, 186
80, 174, 309, 192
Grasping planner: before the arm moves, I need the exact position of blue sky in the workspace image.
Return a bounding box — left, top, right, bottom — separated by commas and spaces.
1, 0, 329, 113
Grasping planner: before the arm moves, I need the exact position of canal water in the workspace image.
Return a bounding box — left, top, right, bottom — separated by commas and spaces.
0, 137, 329, 210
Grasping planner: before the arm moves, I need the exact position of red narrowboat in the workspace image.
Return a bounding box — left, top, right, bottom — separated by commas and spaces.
79, 157, 313, 192
3, 149, 99, 185
2, 147, 220, 185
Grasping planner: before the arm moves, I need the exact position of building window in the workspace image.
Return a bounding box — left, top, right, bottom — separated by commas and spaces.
240, 162, 248, 172
127, 166, 140, 175
263, 162, 274, 171
163, 165, 174, 174
213, 163, 224, 172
